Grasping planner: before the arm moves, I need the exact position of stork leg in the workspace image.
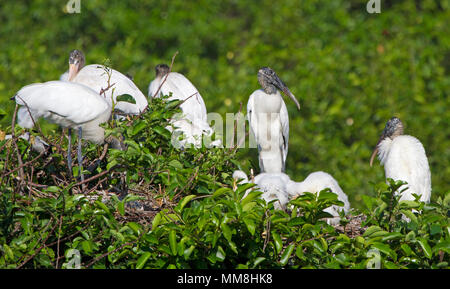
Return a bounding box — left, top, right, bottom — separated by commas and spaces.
77, 127, 84, 182
67, 128, 72, 176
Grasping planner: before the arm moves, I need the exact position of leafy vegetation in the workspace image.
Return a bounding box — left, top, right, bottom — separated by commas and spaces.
0, 95, 448, 268
0, 0, 448, 268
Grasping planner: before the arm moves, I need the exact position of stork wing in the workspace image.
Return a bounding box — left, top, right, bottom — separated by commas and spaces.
74, 64, 148, 114
15, 81, 110, 127
280, 99, 289, 171
161, 72, 208, 123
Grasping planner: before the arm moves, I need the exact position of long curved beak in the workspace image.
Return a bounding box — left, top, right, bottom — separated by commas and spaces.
273, 76, 300, 111
369, 134, 385, 167
68, 63, 79, 81
283, 87, 300, 111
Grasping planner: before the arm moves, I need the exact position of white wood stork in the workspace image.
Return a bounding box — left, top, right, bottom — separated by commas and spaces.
233, 170, 291, 210
286, 171, 350, 225
148, 64, 220, 148
247, 67, 300, 173
63, 49, 148, 115
14, 81, 111, 181
370, 117, 431, 203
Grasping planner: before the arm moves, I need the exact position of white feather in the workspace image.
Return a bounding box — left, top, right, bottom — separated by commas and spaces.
149, 72, 221, 148
71, 64, 148, 115
247, 89, 289, 173
287, 171, 350, 225
377, 135, 431, 203
14, 80, 111, 144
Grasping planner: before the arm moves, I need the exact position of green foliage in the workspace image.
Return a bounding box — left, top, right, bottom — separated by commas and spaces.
0, 0, 448, 208
0, 0, 448, 269
0, 98, 448, 268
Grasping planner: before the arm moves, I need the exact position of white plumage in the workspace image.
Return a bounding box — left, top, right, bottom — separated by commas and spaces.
149, 65, 221, 148
286, 171, 350, 225
63, 50, 148, 115
247, 67, 300, 173
370, 117, 431, 204
15, 81, 111, 144
70, 65, 147, 115
377, 135, 431, 203
233, 170, 291, 210
247, 90, 290, 173
14, 80, 112, 181
149, 71, 208, 124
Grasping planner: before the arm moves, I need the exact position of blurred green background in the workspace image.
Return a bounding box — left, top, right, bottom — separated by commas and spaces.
0, 0, 448, 208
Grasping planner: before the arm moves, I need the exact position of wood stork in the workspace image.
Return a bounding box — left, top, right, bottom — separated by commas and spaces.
247, 67, 300, 173
14, 81, 111, 181
148, 64, 220, 148
233, 170, 291, 210
370, 117, 431, 203
286, 171, 350, 225
63, 49, 148, 115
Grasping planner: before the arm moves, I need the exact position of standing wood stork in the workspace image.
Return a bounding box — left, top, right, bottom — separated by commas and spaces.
247, 67, 300, 173
14, 81, 111, 181
370, 117, 431, 203
63, 49, 148, 115
286, 171, 350, 225
233, 170, 291, 210
148, 64, 220, 148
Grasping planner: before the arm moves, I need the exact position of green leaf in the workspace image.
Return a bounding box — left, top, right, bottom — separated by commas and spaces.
280, 244, 295, 266
175, 195, 196, 213
169, 230, 177, 256
183, 245, 195, 260
417, 237, 432, 259
152, 212, 162, 229
363, 226, 383, 237
243, 218, 256, 236
117, 201, 125, 216
116, 94, 136, 104
272, 232, 283, 254
136, 252, 151, 269
132, 122, 146, 136
216, 246, 226, 262
127, 222, 141, 235
400, 210, 418, 223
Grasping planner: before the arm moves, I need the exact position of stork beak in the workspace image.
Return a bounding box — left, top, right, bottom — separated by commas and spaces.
273, 75, 301, 111
283, 87, 300, 111
369, 133, 385, 167
68, 63, 79, 81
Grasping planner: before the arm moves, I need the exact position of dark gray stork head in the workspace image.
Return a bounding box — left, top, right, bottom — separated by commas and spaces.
68, 49, 85, 81
257, 67, 300, 111
370, 117, 404, 166
155, 64, 170, 78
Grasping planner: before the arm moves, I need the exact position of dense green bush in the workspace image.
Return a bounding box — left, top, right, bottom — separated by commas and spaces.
0, 0, 448, 208
0, 95, 448, 269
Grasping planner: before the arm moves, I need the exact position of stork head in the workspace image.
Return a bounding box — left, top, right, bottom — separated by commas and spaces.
257, 67, 300, 111
68, 49, 85, 81
370, 117, 404, 166
155, 64, 170, 78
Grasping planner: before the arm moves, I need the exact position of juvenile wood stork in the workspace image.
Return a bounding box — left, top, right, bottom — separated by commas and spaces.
286, 171, 350, 225
149, 64, 220, 148
370, 117, 431, 203
14, 81, 111, 181
63, 49, 148, 115
233, 170, 291, 210
247, 67, 300, 173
